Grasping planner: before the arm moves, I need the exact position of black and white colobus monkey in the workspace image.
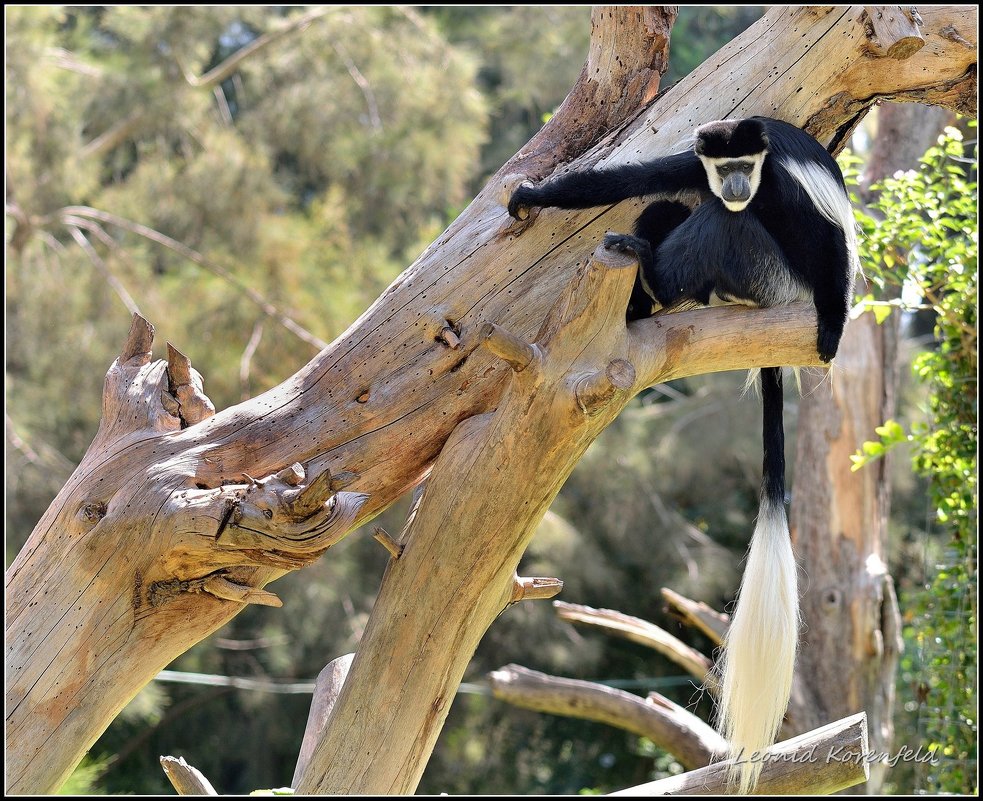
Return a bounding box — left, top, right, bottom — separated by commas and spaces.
508, 117, 858, 793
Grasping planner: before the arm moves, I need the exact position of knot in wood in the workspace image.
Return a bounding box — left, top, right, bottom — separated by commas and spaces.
575, 358, 636, 415
77, 501, 108, 525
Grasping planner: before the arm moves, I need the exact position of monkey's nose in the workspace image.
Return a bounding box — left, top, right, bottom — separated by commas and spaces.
722, 173, 751, 203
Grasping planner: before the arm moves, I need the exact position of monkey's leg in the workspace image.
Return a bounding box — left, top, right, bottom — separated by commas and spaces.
628, 201, 695, 313
603, 233, 663, 322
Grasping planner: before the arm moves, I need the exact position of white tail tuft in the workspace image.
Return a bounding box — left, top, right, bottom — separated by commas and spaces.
716, 499, 799, 794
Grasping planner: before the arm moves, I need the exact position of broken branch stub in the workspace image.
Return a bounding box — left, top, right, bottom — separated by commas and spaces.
864, 5, 926, 59
160, 756, 218, 796
372, 527, 403, 559
96, 314, 181, 443
165, 343, 216, 427
478, 322, 538, 373
214, 464, 369, 558
575, 358, 637, 416
511, 575, 564, 603
119, 312, 154, 362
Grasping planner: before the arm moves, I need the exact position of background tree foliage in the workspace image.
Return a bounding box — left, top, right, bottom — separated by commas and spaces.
849, 126, 978, 794
5, 6, 974, 795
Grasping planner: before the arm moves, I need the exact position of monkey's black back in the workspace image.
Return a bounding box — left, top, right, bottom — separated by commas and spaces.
636, 117, 852, 357
508, 115, 855, 361
647, 200, 802, 309
745, 119, 853, 359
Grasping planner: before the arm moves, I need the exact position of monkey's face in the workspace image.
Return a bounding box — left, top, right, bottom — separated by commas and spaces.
699, 153, 767, 212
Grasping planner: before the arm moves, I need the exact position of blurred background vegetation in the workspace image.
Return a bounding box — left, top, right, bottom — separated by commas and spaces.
5, 6, 976, 795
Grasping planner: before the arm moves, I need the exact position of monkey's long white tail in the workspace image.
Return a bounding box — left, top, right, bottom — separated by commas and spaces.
716, 498, 799, 794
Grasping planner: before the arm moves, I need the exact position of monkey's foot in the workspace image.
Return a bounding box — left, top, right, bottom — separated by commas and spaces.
816, 324, 841, 363
603, 233, 650, 258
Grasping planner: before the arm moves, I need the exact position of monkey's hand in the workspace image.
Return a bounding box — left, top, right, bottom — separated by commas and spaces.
508, 181, 539, 220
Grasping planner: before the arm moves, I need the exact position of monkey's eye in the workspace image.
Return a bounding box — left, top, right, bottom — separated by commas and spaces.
718, 165, 732, 176
735, 162, 754, 174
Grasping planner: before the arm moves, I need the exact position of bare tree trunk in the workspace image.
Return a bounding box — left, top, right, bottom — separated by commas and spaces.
859, 104, 956, 202
786, 102, 955, 792
788, 315, 903, 792
5, 6, 976, 794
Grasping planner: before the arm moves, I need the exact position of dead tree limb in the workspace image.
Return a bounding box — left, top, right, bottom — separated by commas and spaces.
291, 653, 355, 788
5, 5, 975, 793
488, 664, 725, 771
294, 243, 647, 793
661, 588, 729, 647
553, 600, 713, 683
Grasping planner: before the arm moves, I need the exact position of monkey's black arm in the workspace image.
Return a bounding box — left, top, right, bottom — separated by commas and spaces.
508, 152, 707, 218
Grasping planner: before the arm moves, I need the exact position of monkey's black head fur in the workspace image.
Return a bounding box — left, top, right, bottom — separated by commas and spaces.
694, 118, 770, 158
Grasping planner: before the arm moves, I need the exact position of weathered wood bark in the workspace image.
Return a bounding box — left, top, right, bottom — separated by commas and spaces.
293, 243, 648, 792
488, 664, 726, 771
5, 5, 976, 794
611, 713, 870, 796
